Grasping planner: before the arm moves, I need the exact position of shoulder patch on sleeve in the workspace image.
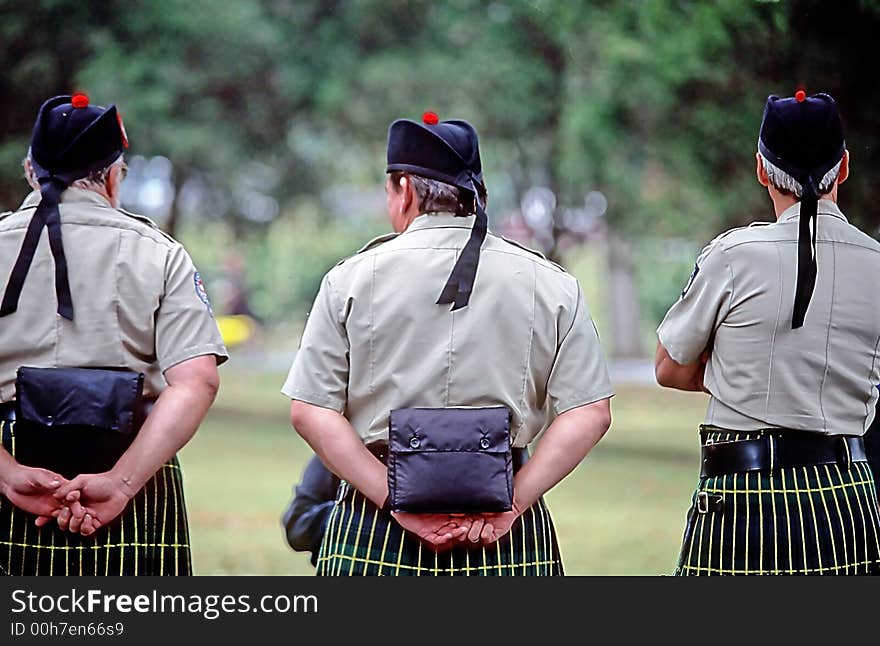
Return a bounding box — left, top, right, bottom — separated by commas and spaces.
193, 270, 214, 314
681, 262, 700, 297
682, 233, 730, 297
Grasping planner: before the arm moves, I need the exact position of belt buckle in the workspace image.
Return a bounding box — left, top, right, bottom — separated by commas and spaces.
697, 491, 723, 514
697, 491, 709, 514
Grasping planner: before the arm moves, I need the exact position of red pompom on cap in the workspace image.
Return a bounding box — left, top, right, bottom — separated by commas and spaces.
422, 111, 439, 125
71, 92, 89, 109
117, 113, 129, 148
795, 90, 807, 103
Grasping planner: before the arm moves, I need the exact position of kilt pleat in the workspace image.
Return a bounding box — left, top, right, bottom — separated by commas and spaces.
316, 482, 564, 576
676, 429, 880, 575
0, 420, 192, 576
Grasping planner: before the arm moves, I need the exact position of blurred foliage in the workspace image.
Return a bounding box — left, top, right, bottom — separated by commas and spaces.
634, 237, 701, 342
1, 0, 877, 328
178, 207, 387, 325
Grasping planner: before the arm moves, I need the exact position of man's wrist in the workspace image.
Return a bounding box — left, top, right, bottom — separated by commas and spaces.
511, 494, 530, 517
0, 455, 19, 496
109, 468, 140, 500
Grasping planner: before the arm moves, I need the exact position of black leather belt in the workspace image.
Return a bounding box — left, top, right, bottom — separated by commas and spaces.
367, 441, 530, 473
701, 431, 867, 478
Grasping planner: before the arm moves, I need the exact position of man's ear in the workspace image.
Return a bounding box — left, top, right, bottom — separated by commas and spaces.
401, 175, 416, 213
106, 164, 122, 202
755, 152, 770, 187
837, 150, 849, 186
23, 157, 39, 190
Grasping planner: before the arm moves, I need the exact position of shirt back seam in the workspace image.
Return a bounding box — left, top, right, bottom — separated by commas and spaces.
817, 243, 837, 433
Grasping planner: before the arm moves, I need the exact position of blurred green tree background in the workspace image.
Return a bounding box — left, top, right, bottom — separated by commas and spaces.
1, 0, 877, 356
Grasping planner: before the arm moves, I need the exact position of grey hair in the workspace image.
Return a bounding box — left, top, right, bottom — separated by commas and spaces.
23, 149, 124, 191
22, 149, 37, 187
71, 155, 125, 191
759, 152, 842, 198
389, 171, 487, 215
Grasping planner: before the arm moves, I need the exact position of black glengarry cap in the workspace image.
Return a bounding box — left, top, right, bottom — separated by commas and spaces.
386, 112, 486, 311
0, 94, 129, 321
30, 93, 128, 181
759, 91, 846, 329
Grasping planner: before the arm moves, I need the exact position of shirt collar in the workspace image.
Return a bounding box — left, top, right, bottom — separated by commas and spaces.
404, 212, 476, 234
19, 187, 112, 210
19, 190, 41, 209
778, 199, 848, 224
60, 187, 113, 208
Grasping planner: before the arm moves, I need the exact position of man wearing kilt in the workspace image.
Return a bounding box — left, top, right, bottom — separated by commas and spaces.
283, 112, 613, 575
0, 94, 227, 575
656, 91, 880, 575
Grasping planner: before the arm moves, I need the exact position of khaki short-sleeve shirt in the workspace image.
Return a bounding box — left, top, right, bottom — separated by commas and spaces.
658, 200, 880, 435
0, 188, 228, 400
282, 213, 614, 447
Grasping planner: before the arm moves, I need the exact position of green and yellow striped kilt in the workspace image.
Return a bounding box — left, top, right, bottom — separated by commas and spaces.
317, 483, 563, 576
676, 429, 880, 575
0, 420, 192, 576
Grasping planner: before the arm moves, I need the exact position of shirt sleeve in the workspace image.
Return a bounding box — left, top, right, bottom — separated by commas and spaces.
155, 244, 229, 372
546, 283, 615, 415
281, 272, 350, 412
656, 240, 733, 365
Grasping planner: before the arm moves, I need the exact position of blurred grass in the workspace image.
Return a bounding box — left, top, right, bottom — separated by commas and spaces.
180, 367, 708, 575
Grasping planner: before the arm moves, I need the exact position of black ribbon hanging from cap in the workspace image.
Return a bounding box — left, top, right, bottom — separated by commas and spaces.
757, 91, 845, 330
0, 93, 127, 322
0, 174, 75, 320
436, 173, 487, 310
386, 114, 487, 311
792, 175, 819, 329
